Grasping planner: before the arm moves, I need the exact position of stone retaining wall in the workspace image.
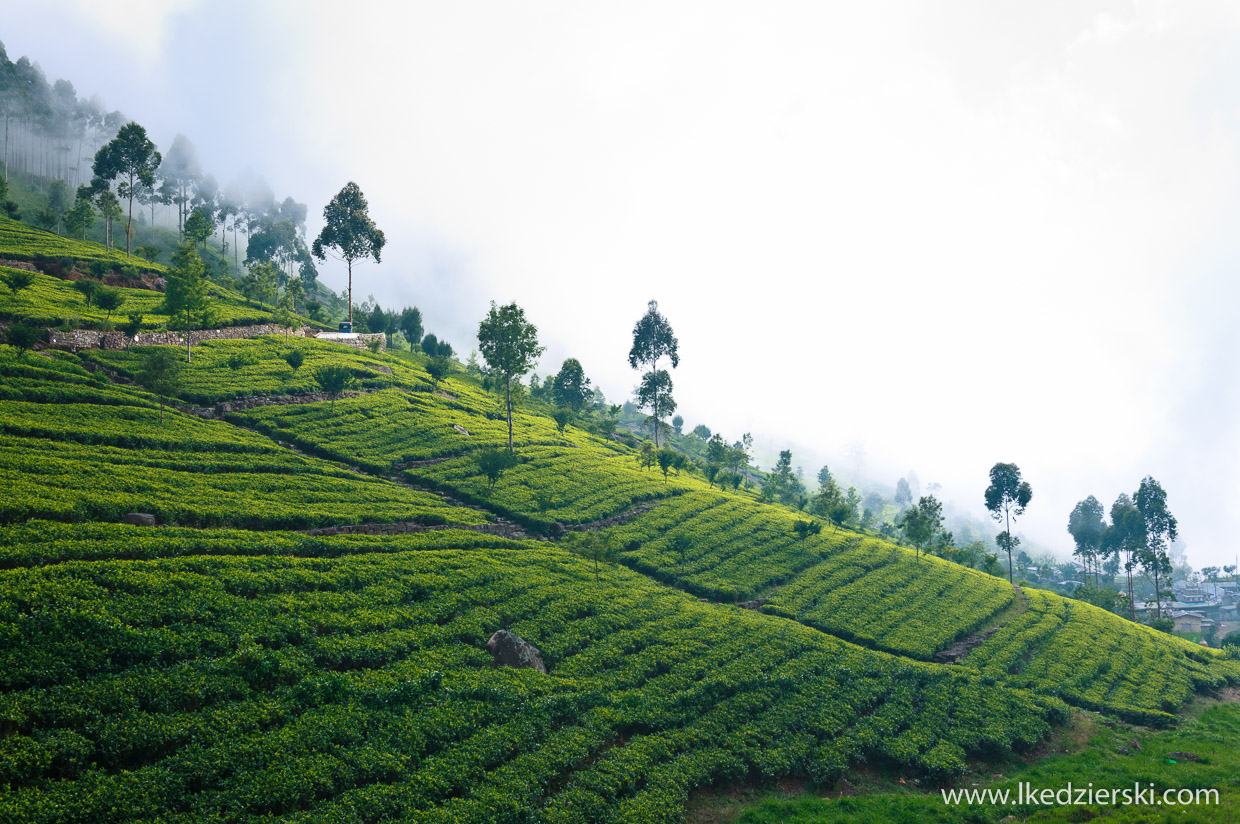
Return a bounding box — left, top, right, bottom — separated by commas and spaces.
42, 324, 387, 353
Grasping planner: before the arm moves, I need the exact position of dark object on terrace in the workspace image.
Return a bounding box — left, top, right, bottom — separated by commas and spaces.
486, 630, 547, 674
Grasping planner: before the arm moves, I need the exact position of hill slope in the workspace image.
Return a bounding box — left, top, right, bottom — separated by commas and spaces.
0, 227, 1238, 821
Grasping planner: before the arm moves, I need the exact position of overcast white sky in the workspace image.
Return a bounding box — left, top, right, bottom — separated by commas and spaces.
6, 1, 1240, 567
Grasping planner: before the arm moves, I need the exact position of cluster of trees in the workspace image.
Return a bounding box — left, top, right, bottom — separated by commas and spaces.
0, 42, 126, 193
1067, 477, 1178, 620
701, 433, 753, 491
0, 44, 342, 320
340, 299, 452, 358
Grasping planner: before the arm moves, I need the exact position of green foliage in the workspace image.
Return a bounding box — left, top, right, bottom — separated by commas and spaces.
91, 121, 162, 255
1149, 616, 1174, 633
477, 301, 545, 451
63, 197, 95, 239
410, 440, 693, 531
284, 349, 305, 372
134, 347, 184, 422
160, 242, 212, 362
896, 495, 944, 558
551, 357, 592, 412
226, 351, 259, 371
656, 447, 677, 480
240, 260, 279, 307
635, 369, 676, 444
792, 519, 823, 547
71, 277, 99, 308
94, 285, 124, 325
184, 206, 214, 247
312, 182, 385, 324
736, 703, 1240, 823
0, 263, 283, 333
400, 306, 423, 351
312, 363, 356, 412
0, 540, 1066, 821
628, 298, 680, 370
985, 462, 1033, 583
4, 323, 42, 358
963, 588, 1239, 723
1, 269, 34, 295
0, 351, 485, 530
476, 447, 519, 492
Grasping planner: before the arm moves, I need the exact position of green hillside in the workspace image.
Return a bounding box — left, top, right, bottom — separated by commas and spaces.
0, 215, 163, 272
0, 223, 1238, 822
0, 216, 326, 331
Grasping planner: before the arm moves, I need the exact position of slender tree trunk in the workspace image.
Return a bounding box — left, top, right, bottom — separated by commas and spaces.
1126, 555, 1135, 621
1005, 508, 1013, 585
347, 258, 353, 326
125, 175, 134, 256
506, 373, 514, 452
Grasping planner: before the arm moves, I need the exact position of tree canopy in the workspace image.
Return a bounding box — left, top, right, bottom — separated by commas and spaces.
312, 182, 385, 325
628, 300, 680, 370
92, 122, 161, 256
1134, 476, 1177, 619
477, 301, 544, 452
984, 462, 1033, 584
551, 358, 592, 413
1067, 495, 1105, 586
159, 242, 212, 362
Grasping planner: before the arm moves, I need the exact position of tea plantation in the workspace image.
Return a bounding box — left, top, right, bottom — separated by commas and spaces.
2, 221, 1239, 821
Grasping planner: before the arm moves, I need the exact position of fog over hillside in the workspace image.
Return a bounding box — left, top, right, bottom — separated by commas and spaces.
6, 1, 1240, 566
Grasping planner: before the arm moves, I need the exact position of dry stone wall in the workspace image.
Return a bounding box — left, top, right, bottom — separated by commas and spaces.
42, 325, 386, 353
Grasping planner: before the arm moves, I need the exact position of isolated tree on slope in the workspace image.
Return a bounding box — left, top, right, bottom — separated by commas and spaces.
312, 182, 385, 327
635, 369, 676, 446
477, 301, 544, 452
551, 357, 592, 413
1135, 476, 1177, 620
160, 242, 212, 363
136, 348, 184, 423
92, 122, 161, 256
628, 300, 679, 446
984, 462, 1032, 585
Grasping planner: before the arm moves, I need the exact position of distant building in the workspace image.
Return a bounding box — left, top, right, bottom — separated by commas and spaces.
1170, 611, 1216, 634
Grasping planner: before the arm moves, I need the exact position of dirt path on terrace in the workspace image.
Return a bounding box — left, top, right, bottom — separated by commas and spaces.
932, 584, 1028, 665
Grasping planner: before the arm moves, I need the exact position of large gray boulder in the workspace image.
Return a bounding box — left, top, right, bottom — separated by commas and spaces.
486, 630, 547, 674
124, 513, 156, 526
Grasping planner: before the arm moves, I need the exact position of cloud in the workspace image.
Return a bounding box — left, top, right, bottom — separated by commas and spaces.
5, 2, 1239, 566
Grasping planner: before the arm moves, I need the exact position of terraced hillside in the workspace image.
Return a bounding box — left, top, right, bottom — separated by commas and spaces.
0, 265, 281, 330
0, 532, 1067, 823
0, 348, 486, 529
215, 341, 1240, 723
0, 216, 318, 331
0, 216, 157, 271
1, 220, 1239, 821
